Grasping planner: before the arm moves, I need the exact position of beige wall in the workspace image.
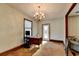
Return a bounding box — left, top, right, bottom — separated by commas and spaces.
0, 4, 37, 53
32, 21, 37, 36
38, 17, 65, 41
68, 16, 79, 37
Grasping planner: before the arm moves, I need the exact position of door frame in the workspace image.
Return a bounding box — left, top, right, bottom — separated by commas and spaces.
65, 3, 77, 56
65, 3, 77, 39
42, 23, 50, 41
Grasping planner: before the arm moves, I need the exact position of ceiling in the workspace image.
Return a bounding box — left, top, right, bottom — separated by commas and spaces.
69, 3, 79, 16
7, 3, 72, 20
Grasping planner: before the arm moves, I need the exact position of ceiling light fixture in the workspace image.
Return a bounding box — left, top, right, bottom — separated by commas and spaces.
33, 6, 45, 22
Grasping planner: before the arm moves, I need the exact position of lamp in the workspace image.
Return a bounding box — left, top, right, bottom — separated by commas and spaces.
33, 6, 45, 21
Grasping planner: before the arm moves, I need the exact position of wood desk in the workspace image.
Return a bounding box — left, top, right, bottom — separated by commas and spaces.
29, 37, 42, 45
24, 36, 42, 48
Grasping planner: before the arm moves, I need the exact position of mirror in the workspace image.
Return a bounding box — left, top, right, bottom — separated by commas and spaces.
68, 3, 79, 53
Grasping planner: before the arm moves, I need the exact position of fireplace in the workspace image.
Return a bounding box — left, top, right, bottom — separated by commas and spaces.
25, 31, 30, 36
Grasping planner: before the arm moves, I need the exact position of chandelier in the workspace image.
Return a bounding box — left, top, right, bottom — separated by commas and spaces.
33, 6, 45, 21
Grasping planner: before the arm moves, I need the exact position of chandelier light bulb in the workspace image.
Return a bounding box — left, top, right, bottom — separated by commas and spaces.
33, 6, 45, 21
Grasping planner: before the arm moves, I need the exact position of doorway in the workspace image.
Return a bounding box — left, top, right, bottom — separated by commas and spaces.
42, 24, 50, 41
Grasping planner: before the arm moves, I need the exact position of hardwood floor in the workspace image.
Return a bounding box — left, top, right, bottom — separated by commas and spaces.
0, 41, 73, 56
0, 45, 39, 56
33, 41, 73, 56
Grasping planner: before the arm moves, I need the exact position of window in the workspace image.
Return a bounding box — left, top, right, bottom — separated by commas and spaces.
24, 18, 32, 37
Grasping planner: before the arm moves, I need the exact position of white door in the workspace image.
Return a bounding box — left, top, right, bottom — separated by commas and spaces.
43, 24, 50, 41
